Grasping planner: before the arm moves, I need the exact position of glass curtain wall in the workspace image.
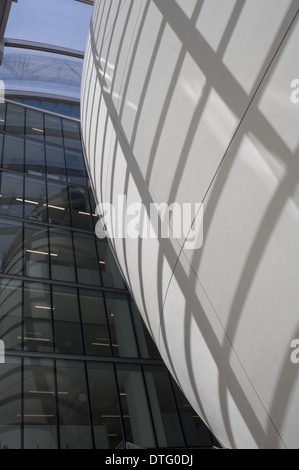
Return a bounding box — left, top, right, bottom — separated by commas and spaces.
0, 101, 216, 449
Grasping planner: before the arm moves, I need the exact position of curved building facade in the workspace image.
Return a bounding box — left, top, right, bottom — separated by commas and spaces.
81, 0, 299, 449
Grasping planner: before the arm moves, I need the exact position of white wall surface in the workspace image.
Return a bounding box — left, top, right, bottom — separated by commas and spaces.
81, 0, 299, 449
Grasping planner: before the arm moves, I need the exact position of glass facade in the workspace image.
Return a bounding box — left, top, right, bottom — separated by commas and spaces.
0, 101, 215, 449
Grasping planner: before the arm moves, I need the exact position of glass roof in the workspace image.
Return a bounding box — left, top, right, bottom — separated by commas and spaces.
5, 0, 92, 51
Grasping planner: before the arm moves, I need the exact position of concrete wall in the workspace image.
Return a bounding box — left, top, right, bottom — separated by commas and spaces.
81, 0, 299, 449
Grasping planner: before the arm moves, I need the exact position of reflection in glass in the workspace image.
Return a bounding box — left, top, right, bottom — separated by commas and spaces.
53, 286, 83, 355
23, 358, 57, 449
0, 279, 22, 350
97, 240, 125, 289
62, 120, 81, 150
5, 104, 25, 136
26, 110, 44, 141
24, 224, 50, 279
0, 171, 23, 218
49, 228, 76, 282
73, 232, 101, 286
45, 115, 63, 146
105, 293, 138, 358
3, 134, 24, 172
47, 181, 70, 226
25, 140, 45, 176
87, 363, 123, 449
0, 358, 22, 449
143, 366, 185, 448
0, 218, 23, 275
65, 150, 86, 185
0, 104, 5, 131
56, 361, 93, 449
24, 176, 47, 222
130, 300, 161, 360
116, 364, 156, 449
69, 186, 93, 230
79, 289, 111, 357
24, 282, 53, 353
171, 379, 213, 447
46, 144, 66, 181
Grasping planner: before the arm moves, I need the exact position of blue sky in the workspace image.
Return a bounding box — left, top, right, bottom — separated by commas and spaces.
5, 0, 93, 51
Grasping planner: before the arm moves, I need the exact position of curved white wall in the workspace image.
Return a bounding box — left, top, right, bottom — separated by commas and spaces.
81, 0, 299, 449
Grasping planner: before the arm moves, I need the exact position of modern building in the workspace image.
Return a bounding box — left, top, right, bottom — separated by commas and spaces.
0, 0, 216, 450
81, 0, 299, 450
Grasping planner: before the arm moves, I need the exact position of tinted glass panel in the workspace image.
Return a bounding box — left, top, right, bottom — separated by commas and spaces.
0, 103, 5, 131
24, 282, 53, 353
26, 110, 44, 141
45, 115, 63, 146
3, 134, 24, 172
24, 177, 47, 222
49, 228, 76, 282
6, 104, 25, 136
87, 363, 123, 449
0, 218, 23, 275
25, 140, 45, 176
46, 144, 66, 181
23, 358, 57, 449
97, 240, 126, 289
73, 232, 101, 286
53, 286, 83, 355
0, 279, 22, 350
47, 181, 70, 226
24, 224, 49, 279
0, 171, 23, 218
57, 361, 93, 449
63, 120, 81, 150
79, 289, 110, 357
69, 186, 93, 230
0, 358, 22, 449
65, 150, 86, 185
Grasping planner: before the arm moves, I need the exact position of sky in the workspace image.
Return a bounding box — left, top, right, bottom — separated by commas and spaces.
5, 0, 93, 51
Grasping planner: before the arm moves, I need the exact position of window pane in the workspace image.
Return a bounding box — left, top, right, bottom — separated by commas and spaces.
26, 110, 44, 141
116, 364, 156, 449
74, 232, 101, 286
24, 100, 40, 108
0, 358, 22, 449
23, 358, 57, 449
5, 104, 25, 136
0, 133, 3, 163
105, 293, 138, 359
45, 115, 63, 146
3, 134, 24, 172
41, 101, 56, 113
87, 363, 123, 449
25, 140, 45, 176
69, 186, 93, 230
47, 181, 70, 226
57, 361, 92, 449
97, 240, 126, 289
0, 218, 23, 275
0, 279, 22, 350
65, 150, 86, 185
53, 286, 83, 355
73, 106, 80, 120
130, 300, 161, 360
0, 171, 23, 218
49, 228, 75, 282
24, 177, 47, 222
79, 289, 111, 357
143, 366, 185, 448
58, 103, 72, 117
62, 120, 81, 150
24, 224, 49, 279
171, 379, 213, 447
46, 144, 66, 181
24, 282, 53, 353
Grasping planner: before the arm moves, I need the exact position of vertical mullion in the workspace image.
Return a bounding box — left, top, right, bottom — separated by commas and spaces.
84, 361, 96, 449
53, 359, 61, 449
